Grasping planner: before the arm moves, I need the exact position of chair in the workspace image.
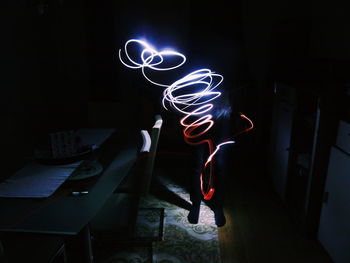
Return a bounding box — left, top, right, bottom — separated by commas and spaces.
139, 114, 163, 195
90, 115, 163, 247
132, 115, 165, 243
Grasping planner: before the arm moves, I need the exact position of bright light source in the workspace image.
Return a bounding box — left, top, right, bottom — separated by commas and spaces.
119, 38, 253, 200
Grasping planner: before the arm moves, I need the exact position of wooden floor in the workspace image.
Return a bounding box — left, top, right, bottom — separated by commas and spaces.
218, 153, 333, 263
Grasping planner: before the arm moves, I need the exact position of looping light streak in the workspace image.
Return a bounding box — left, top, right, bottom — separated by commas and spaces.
119, 39, 186, 88
119, 38, 254, 200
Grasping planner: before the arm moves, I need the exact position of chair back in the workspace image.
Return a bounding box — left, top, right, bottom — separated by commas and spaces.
141, 115, 163, 194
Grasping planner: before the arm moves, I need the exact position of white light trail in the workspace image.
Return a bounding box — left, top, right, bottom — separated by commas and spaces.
118, 38, 252, 200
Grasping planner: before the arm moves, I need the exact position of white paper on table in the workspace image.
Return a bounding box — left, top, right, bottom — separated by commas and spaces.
0, 162, 82, 198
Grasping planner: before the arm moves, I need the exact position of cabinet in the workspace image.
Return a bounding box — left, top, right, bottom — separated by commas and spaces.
285, 90, 320, 226
318, 121, 350, 263
269, 82, 326, 231
270, 99, 294, 200
269, 83, 296, 200
269, 83, 320, 212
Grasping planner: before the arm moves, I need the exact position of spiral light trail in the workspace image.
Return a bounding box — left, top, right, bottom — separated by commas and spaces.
119, 39, 253, 200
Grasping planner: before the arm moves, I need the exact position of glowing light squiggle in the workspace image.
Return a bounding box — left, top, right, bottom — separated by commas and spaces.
119, 39, 253, 200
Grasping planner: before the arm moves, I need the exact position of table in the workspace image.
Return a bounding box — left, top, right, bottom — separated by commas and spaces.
0, 128, 142, 263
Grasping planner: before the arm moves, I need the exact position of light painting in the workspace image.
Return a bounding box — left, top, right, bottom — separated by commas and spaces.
119, 38, 253, 200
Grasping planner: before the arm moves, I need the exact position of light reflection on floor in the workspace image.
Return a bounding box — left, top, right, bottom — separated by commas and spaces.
104, 175, 221, 263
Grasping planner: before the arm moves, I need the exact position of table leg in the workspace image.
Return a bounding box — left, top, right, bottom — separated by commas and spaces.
65, 225, 94, 263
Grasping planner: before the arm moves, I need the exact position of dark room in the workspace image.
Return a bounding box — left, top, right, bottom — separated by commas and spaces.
1, 0, 349, 262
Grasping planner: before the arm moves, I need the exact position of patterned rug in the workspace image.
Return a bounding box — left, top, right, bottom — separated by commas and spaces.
99, 177, 221, 263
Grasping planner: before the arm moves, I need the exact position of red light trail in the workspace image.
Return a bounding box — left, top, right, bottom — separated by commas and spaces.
119, 39, 253, 200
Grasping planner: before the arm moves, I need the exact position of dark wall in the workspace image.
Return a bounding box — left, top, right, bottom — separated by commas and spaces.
1, 0, 90, 177
239, 0, 350, 175
1, 0, 350, 179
